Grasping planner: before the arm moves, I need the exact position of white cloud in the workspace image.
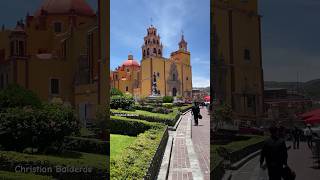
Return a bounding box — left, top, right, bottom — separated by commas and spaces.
192, 76, 210, 88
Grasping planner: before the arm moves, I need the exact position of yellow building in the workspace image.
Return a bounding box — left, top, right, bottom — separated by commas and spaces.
212, 0, 264, 122
0, 0, 108, 125
111, 25, 193, 99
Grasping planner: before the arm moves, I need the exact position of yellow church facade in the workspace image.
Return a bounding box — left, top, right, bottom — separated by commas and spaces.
0, 0, 108, 125
111, 26, 193, 99
212, 0, 264, 122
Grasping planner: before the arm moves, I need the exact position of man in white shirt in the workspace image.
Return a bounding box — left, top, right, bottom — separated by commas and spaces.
304, 124, 313, 148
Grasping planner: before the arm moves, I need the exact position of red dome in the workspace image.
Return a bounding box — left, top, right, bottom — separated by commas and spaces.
122, 60, 140, 67
35, 0, 95, 16
122, 55, 140, 67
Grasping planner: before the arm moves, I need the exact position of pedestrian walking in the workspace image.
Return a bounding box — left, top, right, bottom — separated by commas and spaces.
260, 126, 288, 180
191, 102, 200, 126
305, 124, 313, 148
291, 126, 302, 149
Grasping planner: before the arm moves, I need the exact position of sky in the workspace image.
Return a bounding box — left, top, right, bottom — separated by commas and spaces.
260, 0, 320, 82
0, 0, 97, 28
110, 0, 210, 87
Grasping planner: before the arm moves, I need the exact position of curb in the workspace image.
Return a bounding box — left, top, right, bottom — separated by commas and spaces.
168, 109, 191, 131
229, 150, 261, 170
157, 136, 174, 180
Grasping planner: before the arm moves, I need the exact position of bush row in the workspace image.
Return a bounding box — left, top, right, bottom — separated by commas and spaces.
110, 116, 162, 136
64, 136, 109, 155
110, 95, 135, 110
111, 109, 180, 126
0, 104, 79, 153
110, 127, 166, 179
0, 150, 108, 179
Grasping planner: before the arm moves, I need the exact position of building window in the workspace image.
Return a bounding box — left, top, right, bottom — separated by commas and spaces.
50, 78, 59, 95
115, 74, 118, 80
126, 86, 128, 91
244, 49, 251, 61
0, 74, 3, 89
153, 39, 155, 44
145, 40, 147, 45
157, 72, 160, 77
10, 41, 14, 56
18, 41, 25, 57
157, 40, 159, 44
127, 68, 130, 72
186, 77, 188, 80
172, 73, 176, 81
143, 50, 146, 57
158, 49, 161, 55
54, 22, 62, 33
147, 48, 149, 56
153, 48, 156, 54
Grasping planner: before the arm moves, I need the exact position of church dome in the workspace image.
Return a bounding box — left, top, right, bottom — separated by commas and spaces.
35, 0, 95, 16
122, 55, 140, 67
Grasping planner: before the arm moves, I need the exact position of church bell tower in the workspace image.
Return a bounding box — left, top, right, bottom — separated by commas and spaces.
142, 25, 163, 59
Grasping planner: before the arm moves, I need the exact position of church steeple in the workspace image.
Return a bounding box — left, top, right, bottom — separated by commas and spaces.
179, 32, 188, 52
142, 25, 163, 59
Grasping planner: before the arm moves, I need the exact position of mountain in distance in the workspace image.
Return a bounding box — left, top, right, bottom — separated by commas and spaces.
265, 79, 320, 100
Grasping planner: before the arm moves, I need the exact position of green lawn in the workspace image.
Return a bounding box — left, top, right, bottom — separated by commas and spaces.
111, 109, 178, 120
0, 171, 53, 180
110, 134, 136, 159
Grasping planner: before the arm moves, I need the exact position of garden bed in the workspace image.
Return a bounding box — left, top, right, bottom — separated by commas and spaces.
0, 150, 107, 179
110, 116, 168, 179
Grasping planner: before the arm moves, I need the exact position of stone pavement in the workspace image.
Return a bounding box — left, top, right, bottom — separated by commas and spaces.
167, 111, 205, 180
192, 107, 210, 180
230, 141, 320, 180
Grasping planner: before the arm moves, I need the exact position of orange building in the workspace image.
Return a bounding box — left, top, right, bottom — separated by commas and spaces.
111, 25, 193, 99
212, 0, 264, 122
0, 0, 108, 126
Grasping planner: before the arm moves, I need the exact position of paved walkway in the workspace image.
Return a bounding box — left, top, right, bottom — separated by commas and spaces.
167, 110, 205, 180
230, 141, 320, 180
192, 107, 210, 180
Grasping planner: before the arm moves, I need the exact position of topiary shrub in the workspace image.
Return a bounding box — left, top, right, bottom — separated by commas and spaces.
110, 95, 135, 109
0, 104, 79, 153
110, 87, 123, 96
162, 96, 173, 103
162, 103, 174, 109
0, 84, 42, 110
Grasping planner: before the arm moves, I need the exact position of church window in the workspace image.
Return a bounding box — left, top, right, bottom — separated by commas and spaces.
147, 48, 149, 56
244, 49, 251, 61
148, 40, 150, 44
127, 68, 129, 72
10, 41, 14, 56
143, 50, 146, 57
158, 49, 161, 55
145, 40, 147, 45
157, 40, 159, 44
172, 73, 176, 81
115, 74, 118, 80
0, 74, 3, 89
153, 39, 155, 44
18, 41, 25, 57
50, 78, 60, 95
153, 48, 156, 54
54, 22, 62, 33
186, 77, 188, 80
157, 72, 160, 77
126, 86, 128, 91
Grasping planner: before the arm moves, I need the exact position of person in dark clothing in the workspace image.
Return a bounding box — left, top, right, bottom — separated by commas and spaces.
305, 124, 313, 148
191, 102, 200, 126
292, 126, 301, 149
260, 126, 288, 180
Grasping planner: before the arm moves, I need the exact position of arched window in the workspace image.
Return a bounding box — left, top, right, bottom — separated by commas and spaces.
153, 39, 155, 44
172, 73, 176, 81
147, 48, 149, 56
126, 86, 129, 91
157, 40, 159, 44
143, 50, 146, 57
145, 40, 147, 45
153, 48, 156, 54
148, 40, 150, 44
158, 49, 161, 55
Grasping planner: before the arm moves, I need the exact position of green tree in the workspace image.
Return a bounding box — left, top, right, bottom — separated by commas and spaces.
110, 87, 123, 96
213, 103, 233, 130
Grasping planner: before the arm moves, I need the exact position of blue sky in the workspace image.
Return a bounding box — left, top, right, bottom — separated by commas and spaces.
111, 0, 210, 87
260, 0, 320, 82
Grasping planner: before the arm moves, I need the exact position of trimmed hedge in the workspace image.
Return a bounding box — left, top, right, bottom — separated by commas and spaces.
0, 104, 79, 152
110, 127, 166, 179
0, 171, 53, 180
64, 136, 109, 155
162, 96, 174, 103
0, 150, 107, 179
110, 95, 134, 110
111, 109, 180, 126
110, 116, 162, 136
